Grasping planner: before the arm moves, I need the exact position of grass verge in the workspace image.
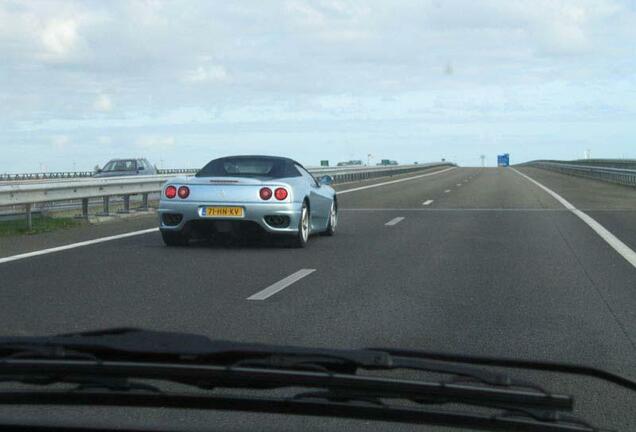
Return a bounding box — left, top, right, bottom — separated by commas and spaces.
0, 216, 82, 237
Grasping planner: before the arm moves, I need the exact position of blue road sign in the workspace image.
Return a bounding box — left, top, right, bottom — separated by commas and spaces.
497, 154, 510, 167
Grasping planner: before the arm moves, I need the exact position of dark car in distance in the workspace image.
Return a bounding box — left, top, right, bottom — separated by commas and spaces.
94, 158, 157, 178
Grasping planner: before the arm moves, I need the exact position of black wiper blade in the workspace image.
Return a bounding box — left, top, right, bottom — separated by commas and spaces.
0, 328, 609, 431
0, 391, 605, 432
370, 347, 636, 392
0, 328, 627, 413
0, 327, 388, 365
0, 373, 161, 393
0, 359, 571, 410
0, 328, 536, 387
0, 329, 568, 408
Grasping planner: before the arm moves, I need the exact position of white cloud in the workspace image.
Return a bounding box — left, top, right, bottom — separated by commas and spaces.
315, 94, 358, 113
51, 135, 69, 150
97, 136, 111, 145
183, 65, 229, 83
284, 0, 371, 42
40, 18, 78, 58
285, 1, 327, 27
135, 135, 176, 151
93, 94, 113, 112
0, 3, 107, 64
2, 0, 636, 171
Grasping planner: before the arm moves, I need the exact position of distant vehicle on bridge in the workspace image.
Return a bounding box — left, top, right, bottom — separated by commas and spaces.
377, 159, 398, 166
336, 160, 363, 167
94, 158, 157, 178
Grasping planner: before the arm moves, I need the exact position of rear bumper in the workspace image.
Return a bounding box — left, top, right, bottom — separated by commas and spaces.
158, 200, 302, 234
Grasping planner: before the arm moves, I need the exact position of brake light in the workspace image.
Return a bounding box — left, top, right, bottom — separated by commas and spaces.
165, 185, 177, 199
274, 188, 288, 200
259, 187, 272, 200
178, 186, 190, 199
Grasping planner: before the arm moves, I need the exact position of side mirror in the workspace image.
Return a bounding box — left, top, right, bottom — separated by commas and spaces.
318, 175, 334, 186
96, 169, 102, 173
138, 166, 145, 171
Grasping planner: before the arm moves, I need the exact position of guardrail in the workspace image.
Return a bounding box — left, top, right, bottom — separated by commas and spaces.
305, 162, 452, 183
0, 171, 96, 182
0, 164, 433, 183
523, 161, 636, 188
535, 159, 636, 170
0, 163, 454, 229
0, 169, 199, 182
0, 175, 170, 229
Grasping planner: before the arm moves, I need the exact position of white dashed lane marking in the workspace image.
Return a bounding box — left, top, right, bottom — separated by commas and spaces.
247, 269, 316, 300
385, 217, 405, 226
338, 167, 456, 195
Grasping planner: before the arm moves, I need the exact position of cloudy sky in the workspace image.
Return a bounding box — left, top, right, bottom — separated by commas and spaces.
1, 0, 636, 172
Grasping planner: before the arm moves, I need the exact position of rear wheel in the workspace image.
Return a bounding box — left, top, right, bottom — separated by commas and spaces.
289, 202, 310, 248
323, 200, 337, 236
161, 229, 190, 247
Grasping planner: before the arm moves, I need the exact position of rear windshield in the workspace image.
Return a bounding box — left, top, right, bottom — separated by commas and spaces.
103, 160, 137, 171
196, 158, 299, 178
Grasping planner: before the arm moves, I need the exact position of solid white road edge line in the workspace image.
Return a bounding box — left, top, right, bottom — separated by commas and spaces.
341, 208, 571, 212
511, 167, 636, 269
0, 228, 159, 265
385, 217, 405, 226
1, 167, 457, 265
247, 269, 316, 300
423, 200, 434, 206
337, 167, 455, 194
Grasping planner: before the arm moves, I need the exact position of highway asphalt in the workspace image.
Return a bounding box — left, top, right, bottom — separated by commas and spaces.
1, 166, 635, 431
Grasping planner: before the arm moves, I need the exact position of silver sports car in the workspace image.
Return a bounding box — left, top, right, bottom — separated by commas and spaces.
158, 155, 337, 247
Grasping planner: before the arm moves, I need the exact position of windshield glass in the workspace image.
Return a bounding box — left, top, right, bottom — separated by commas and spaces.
103, 160, 136, 172
1, 1, 635, 432
196, 157, 296, 178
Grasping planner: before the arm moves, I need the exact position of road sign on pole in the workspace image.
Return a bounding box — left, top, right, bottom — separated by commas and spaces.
497, 154, 510, 167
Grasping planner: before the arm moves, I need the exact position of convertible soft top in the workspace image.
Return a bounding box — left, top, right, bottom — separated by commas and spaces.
196, 155, 304, 179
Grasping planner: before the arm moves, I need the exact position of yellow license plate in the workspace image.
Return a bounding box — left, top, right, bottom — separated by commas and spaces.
204, 207, 244, 218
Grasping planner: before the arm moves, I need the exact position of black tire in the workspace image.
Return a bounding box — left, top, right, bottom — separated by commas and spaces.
161, 229, 190, 247
289, 201, 310, 248
323, 199, 337, 236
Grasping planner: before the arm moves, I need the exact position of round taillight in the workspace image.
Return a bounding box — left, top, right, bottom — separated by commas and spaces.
178, 186, 190, 199
274, 188, 288, 200
165, 185, 177, 199
260, 187, 272, 200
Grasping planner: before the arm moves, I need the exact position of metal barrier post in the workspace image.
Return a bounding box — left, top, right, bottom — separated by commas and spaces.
75, 198, 89, 220
118, 195, 130, 214
25, 203, 32, 230
141, 193, 149, 210
98, 196, 110, 216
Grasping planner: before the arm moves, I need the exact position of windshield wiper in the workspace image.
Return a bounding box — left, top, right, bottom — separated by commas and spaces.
0, 391, 602, 432
0, 327, 626, 432
0, 328, 570, 407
